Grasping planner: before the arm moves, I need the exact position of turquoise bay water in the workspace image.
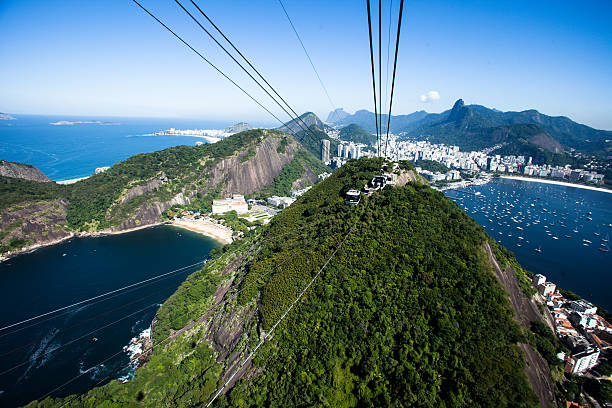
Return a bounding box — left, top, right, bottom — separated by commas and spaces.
0, 226, 219, 407
0, 114, 272, 181
445, 179, 612, 312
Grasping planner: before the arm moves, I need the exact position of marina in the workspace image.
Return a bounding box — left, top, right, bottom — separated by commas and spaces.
444, 178, 612, 313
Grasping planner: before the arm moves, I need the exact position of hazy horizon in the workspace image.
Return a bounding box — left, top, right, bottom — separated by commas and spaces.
2, 0, 611, 129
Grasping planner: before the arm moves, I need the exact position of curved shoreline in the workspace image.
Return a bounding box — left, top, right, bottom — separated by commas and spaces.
169, 219, 233, 245
500, 175, 612, 194
0, 222, 164, 263
1, 220, 232, 264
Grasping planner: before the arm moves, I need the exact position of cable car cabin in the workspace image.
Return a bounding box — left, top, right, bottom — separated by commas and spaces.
345, 189, 361, 205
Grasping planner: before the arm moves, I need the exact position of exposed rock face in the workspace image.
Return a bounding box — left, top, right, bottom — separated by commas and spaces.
529, 132, 564, 153
484, 242, 557, 408
395, 170, 422, 186
0, 160, 51, 182
117, 134, 312, 231
208, 135, 301, 196
0, 200, 71, 256
117, 192, 190, 231
326, 108, 349, 123
120, 173, 167, 205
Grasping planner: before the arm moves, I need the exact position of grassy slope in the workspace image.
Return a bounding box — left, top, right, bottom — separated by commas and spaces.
31, 158, 539, 407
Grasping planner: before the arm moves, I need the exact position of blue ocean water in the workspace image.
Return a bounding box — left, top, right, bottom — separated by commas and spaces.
0, 225, 219, 407
0, 114, 263, 181
445, 179, 612, 312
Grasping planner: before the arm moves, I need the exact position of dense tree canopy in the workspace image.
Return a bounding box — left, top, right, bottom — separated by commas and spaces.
32, 158, 539, 408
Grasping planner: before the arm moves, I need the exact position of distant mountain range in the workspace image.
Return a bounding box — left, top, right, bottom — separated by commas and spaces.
327, 100, 612, 158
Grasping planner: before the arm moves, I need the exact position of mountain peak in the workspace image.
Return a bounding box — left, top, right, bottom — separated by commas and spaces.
224, 122, 252, 134
447, 99, 469, 123
326, 108, 349, 123
451, 99, 465, 111
277, 112, 324, 135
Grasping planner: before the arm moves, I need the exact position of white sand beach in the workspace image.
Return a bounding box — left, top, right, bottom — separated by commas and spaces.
57, 176, 90, 184
501, 175, 612, 194
170, 219, 233, 245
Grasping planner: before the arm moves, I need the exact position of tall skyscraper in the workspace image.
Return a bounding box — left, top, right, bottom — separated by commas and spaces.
321, 139, 331, 164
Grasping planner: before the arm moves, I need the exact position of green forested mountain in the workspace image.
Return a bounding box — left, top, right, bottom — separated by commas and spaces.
338, 123, 376, 146
31, 158, 553, 408
1, 129, 326, 255
406, 100, 568, 154
329, 100, 612, 157
413, 159, 450, 173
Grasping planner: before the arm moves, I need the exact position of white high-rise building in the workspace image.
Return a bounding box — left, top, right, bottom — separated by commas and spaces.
321, 139, 331, 164
568, 348, 600, 374
356, 144, 362, 159
349, 143, 357, 159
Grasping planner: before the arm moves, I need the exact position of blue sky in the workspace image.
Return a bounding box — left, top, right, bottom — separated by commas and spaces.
1, 0, 611, 129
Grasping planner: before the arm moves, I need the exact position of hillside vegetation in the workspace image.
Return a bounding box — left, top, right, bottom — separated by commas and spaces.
32, 158, 542, 407
338, 123, 376, 146
1, 129, 325, 255
329, 100, 612, 158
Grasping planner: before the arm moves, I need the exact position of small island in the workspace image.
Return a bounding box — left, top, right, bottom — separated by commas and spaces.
0, 112, 16, 120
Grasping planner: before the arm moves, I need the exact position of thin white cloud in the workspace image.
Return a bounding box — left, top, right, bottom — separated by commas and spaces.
420, 91, 440, 103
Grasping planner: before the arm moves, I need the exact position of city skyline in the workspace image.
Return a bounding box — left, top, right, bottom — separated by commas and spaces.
1, 0, 612, 130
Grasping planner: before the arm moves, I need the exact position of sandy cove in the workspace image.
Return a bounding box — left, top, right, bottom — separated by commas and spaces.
170, 219, 233, 245
501, 175, 612, 194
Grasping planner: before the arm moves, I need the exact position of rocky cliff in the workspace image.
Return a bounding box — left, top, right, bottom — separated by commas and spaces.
1, 129, 327, 257
0, 199, 71, 258
0, 160, 51, 182
111, 131, 321, 231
